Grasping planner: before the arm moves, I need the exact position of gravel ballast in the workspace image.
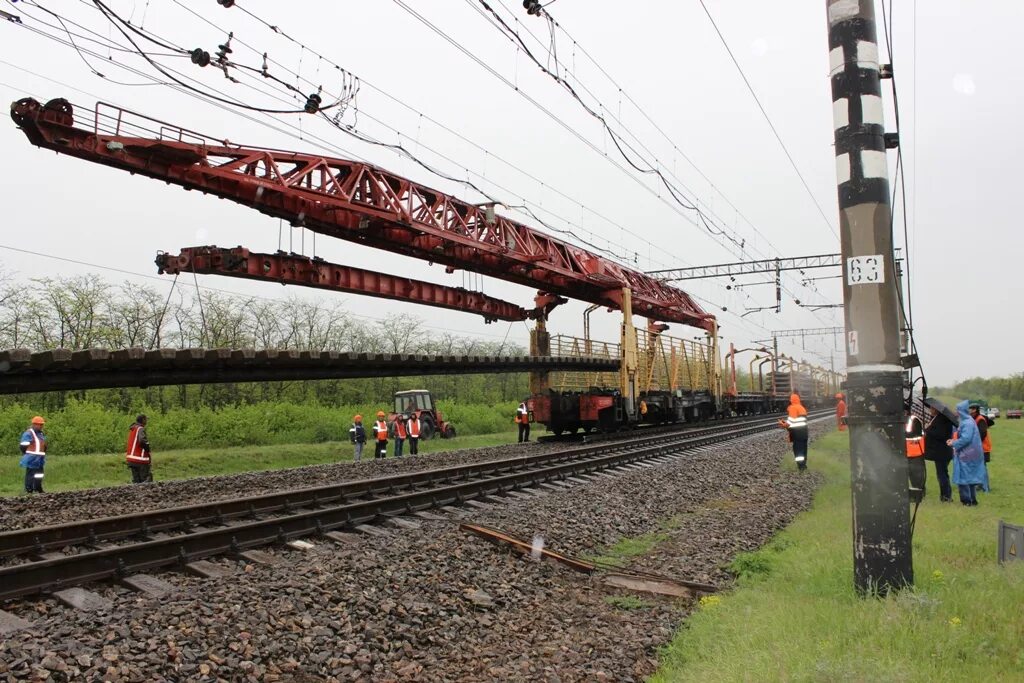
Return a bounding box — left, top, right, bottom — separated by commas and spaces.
0, 423, 831, 682
0, 439, 568, 532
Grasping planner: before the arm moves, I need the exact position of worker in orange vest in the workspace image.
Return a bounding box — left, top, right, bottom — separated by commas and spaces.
407, 413, 422, 455
125, 414, 153, 483
968, 404, 993, 491
516, 401, 531, 443
393, 412, 408, 458
905, 407, 926, 503
835, 393, 847, 431
372, 411, 389, 459
778, 394, 809, 470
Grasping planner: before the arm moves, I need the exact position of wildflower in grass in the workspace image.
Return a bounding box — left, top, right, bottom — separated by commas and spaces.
948, 616, 961, 627
932, 570, 944, 583
699, 595, 721, 609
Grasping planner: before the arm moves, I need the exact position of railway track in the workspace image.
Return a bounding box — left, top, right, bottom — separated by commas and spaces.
0, 412, 827, 603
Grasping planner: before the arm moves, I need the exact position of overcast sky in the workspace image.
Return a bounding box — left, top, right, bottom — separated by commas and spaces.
0, 0, 1019, 387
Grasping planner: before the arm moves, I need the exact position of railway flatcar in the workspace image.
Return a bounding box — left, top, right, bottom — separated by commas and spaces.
528, 317, 839, 435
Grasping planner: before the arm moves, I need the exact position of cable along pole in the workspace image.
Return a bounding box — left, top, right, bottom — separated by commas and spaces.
826, 0, 912, 594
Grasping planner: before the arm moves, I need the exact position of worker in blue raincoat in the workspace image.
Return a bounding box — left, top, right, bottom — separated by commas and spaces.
946, 400, 989, 506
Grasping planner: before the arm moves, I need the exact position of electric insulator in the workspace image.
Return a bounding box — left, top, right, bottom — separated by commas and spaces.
190, 49, 211, 67
304, 93, 322, 114
217, 0, 235, 7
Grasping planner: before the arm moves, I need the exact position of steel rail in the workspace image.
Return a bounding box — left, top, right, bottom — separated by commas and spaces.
0, 414, 827, 601
0, 415, 793, 559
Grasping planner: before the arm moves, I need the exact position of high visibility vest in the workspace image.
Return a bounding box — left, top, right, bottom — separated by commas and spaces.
23, 429, 46, 456
905, 416, 925, 457
408, 419, 420, 438
974, 415, 992, 453
517, 404, 529, 424
395, 419, 408, 439
125, 423, 150, 464
786, 415, 808, 430
374, 421, 388, 441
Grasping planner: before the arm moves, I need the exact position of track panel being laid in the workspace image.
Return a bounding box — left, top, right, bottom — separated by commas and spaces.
0, 347, 619, 394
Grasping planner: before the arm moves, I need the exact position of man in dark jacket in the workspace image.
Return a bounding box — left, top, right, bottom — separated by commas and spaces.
923, 405, 954, 502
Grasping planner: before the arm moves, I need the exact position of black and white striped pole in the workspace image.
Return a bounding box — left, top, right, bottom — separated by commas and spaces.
826, 0, 912, 593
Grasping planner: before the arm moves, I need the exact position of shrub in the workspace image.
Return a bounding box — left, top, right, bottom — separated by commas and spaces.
1, 399, 515, 455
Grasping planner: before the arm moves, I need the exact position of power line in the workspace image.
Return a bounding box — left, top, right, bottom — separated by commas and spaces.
5, 2, 838, 340
385, 0, 839, 321
696, 0, 840, 240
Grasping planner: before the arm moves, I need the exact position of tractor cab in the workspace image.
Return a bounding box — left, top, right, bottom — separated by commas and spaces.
391, 390, 456, 439
395, 390, 434, 415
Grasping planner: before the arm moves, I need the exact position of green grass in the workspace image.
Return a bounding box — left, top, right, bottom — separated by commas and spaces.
0, 429, 521, 496
585, 528, 672, 568
604, 595, 653, 610
652, 420, 1024, 682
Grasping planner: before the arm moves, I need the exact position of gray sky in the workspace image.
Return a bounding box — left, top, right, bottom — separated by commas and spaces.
0, 0, 1019, 387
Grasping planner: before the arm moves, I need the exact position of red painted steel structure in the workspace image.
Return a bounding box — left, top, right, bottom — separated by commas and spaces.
11, 98, 715, 332
156, 246, 530, 323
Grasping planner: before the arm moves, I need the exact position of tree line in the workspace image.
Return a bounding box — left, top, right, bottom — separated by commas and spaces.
939, 373, 1024, 408
0, 272, 529, 414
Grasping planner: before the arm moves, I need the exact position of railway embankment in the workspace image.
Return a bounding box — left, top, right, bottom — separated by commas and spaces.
651, 424, 1024, 682
0, 423, 830, 681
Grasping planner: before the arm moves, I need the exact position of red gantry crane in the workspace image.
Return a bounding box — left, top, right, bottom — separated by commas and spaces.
11, 97, 715, 331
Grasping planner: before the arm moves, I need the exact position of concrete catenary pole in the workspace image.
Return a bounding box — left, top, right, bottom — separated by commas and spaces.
826, 0, 912, 593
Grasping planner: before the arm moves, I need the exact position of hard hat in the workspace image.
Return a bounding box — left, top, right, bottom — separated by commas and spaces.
354, 414, 362, 422
376, 410, 385, 417
30, 416, 45, 425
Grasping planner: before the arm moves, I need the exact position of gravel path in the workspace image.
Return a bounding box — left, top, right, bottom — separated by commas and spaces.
0, 424, 831, 682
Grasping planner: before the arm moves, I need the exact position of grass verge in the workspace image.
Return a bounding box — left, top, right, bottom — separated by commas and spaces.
604, 595, 653, 610
584, 520, 680, 568
0, 429, 521, 497
652, 420, 1024, 682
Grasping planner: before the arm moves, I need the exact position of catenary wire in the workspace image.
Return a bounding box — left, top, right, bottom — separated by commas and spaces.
0, 7, 839, 352
696, 0, 840, 240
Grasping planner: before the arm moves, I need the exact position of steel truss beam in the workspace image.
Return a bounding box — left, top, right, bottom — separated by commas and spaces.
157, 246, 531, 323
648, 254, 841, 281
768, 326, 845, 339
11, 98, 714, 331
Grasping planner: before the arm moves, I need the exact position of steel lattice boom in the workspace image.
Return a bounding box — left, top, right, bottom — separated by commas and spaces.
156, 246, 531, 323
11, 98, 715, 331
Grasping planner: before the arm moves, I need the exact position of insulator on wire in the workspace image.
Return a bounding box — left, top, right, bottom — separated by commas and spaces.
217, 0, 235, 7
304, 93, 322, 114
190, 48, 211, 67
523, 0, 543, 15
216, 32, 234, 65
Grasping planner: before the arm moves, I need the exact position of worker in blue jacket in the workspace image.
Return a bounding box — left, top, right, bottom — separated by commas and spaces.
18, 416, 47, 494
947, 400, 989, 506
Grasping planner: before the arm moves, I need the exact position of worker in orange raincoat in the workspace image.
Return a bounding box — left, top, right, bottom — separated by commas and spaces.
835, 393, 848, 431
779, 394, 809, 470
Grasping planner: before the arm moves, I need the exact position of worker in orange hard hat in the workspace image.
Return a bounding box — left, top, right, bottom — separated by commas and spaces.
778, 395, 809, 471
835, 393, 848, 432
19, 416, 48, 493
372, 411, 389, 459
349, 414, 366, 463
